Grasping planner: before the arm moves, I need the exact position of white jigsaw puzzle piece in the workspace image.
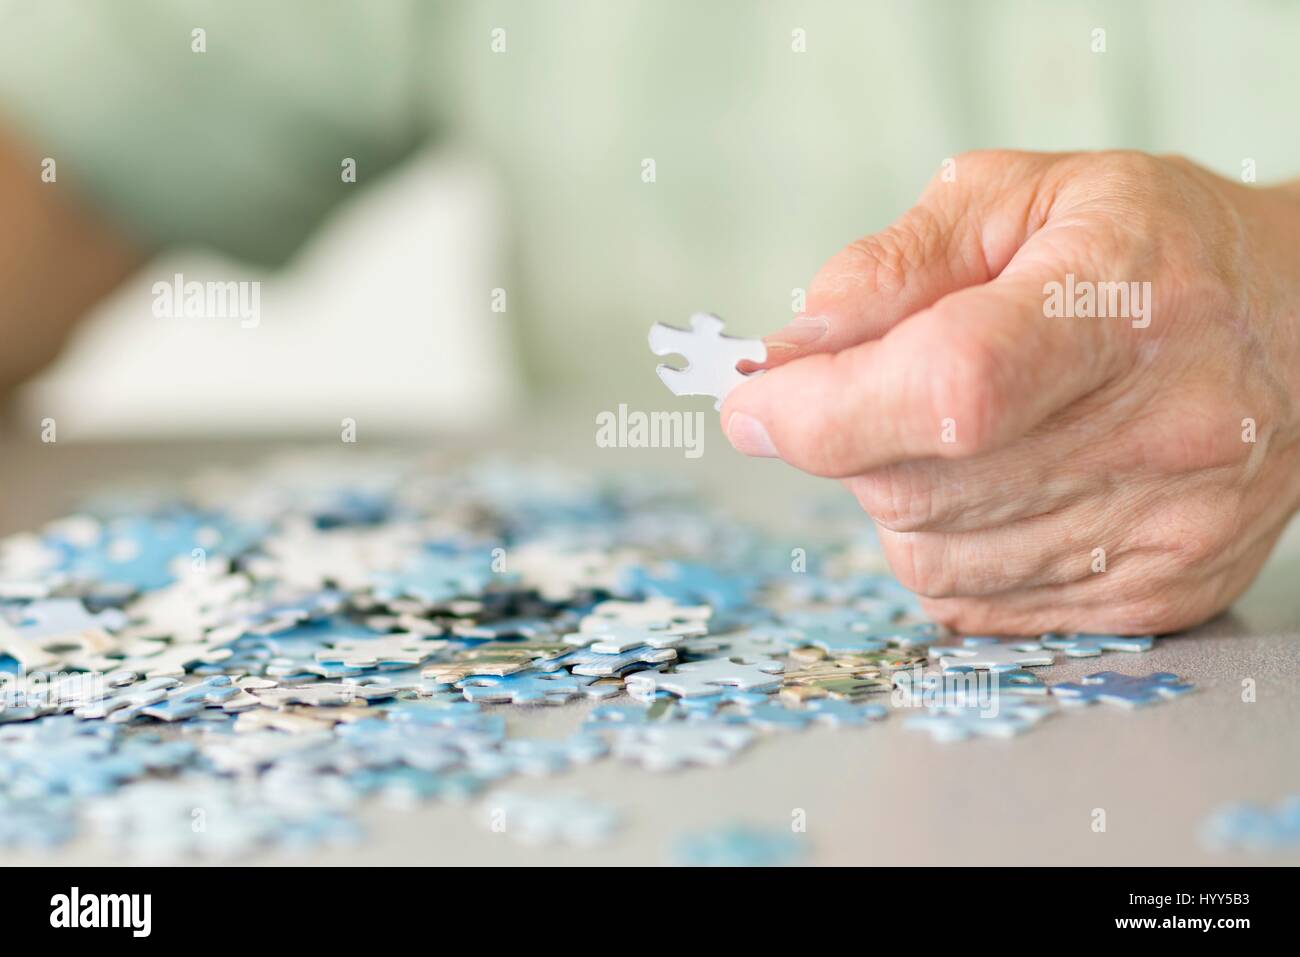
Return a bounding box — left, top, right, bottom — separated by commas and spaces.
624, 656, 784, 698
581, 598, 712, 629
648, 313, 766, 410
938, 642, 1054, 672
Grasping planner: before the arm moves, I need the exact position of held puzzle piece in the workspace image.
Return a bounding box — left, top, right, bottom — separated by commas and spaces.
648, 313, 766, 410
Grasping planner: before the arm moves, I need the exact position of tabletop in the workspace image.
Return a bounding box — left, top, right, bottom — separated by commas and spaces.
2, 427, 1298, 866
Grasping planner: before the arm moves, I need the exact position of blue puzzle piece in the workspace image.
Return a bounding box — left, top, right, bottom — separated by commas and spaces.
1052, 671, 1193, 708
3, 598, 127, 640
382, 699, 504, 737
138, 676, 242, 721
585, 700, 680, 729
347, 767, 489, 805
308, 488, 393, 528
673, 824, 808, 867
265, 617, 388, 657
622, 562, 758, 613
57, 512, 259, 591
738, 701, 818, 732
0, 795, 78, 848
792, 627, 887, 655
942, 665, 1048, 696
371, 549, 506, 605
214, 616, 388, 679
550, 644, 676, 677
218, 589, 346, 640
781, 608, 876, 633
905, 701, 1051, 742
0, 716, 193, 798
501, 733, 609, 775
1200, 795, 1300, 853
333, 719, 480, 772
781, 573, 884, 605
803, 698, 887, 727
1040, 633, 1155, 657
677, 687, 772, 719
456, 669, 584, 705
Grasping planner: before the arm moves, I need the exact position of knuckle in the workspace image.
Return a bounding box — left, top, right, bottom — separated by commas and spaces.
851, 468, 936, 532
883, 533, 953, 598
833, 230, 921, 299
1163, 510, 1236, 571
928, 149, 1046, 198
1092, 149, 1166, 190
947, 149, 1009, 179
1102, 559, 1205, 633
821, 205, 951, 301
1131, 497, 1239, 574
1166, 412, 1253, 473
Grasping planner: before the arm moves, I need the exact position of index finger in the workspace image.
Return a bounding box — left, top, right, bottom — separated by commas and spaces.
721, 267, 1119, 477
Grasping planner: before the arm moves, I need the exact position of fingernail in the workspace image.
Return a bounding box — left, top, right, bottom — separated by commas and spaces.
766, 315, 829, 352
725, 412, 778, 458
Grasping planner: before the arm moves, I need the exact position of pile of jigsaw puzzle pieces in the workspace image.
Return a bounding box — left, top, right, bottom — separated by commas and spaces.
0, 454, 1196, 861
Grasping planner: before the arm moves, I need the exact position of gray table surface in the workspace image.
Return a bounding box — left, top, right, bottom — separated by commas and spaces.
2, 430, 1298, 866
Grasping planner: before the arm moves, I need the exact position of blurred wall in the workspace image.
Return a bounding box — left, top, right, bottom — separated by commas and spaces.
3, 1, 1300, 438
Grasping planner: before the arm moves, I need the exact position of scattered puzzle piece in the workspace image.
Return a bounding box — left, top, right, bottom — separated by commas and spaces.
1039, 633, 1155, 657
566, 621, 705, 653
483, 791, 619, 846
905, 700, 1052, 742
1199, 795, 1300, 853
936, 638, 1054, 672
625, 656, 783, 698
457, 669, 585, 706
1051, 671, 1193, 708
673, 824, 807, 867
803, 698, 887, 728
0, 452, 1214, 865
613, 721, 756, 771
316, 633, 449, 669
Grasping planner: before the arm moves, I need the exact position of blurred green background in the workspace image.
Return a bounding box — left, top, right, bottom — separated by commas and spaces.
1, 0, 1296, 430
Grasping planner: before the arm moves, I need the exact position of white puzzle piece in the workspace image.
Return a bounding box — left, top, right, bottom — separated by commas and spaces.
648, 313, 766, 410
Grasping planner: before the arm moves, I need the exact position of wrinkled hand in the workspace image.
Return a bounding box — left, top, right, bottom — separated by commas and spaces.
723, 150, 1300, 635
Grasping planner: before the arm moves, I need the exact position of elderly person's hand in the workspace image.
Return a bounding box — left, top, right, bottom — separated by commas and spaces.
723, 150, 1300, 635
